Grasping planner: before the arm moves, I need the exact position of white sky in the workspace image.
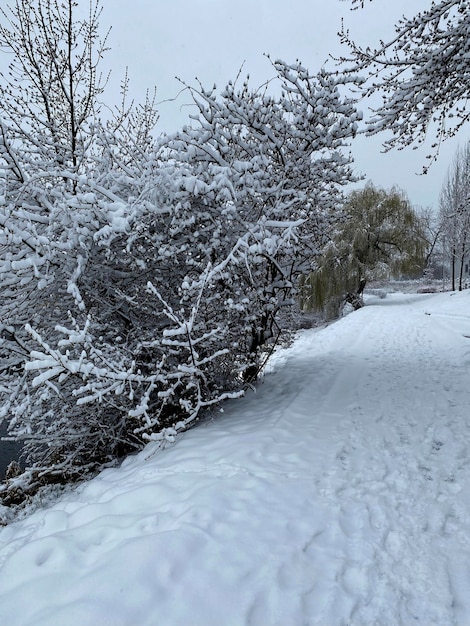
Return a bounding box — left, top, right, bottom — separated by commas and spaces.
99, 0, 468, 212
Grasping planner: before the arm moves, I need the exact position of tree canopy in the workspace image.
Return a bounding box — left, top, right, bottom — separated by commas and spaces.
439, 141, 470, 290
302, 184, 428, 315
339, 1, 470, 170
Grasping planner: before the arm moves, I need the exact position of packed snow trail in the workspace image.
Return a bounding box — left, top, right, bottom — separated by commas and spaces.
1, 291, 470, 625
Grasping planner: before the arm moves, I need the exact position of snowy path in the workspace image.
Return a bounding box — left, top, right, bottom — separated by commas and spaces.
1, 291, 470, 625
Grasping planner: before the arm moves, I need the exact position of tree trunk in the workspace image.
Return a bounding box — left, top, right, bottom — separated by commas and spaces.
459, 256, 465, 291
452, 247, 456, 290
345, 278, 367, 310
459, 234, 468, 291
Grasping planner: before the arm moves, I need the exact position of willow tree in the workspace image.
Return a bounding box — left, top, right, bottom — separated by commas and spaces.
301, 184, 428, 315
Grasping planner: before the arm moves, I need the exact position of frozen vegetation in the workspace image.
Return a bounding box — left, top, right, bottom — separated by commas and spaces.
2, 2, 470, 621
0, 1, 362, 497
1, 290, 470, 624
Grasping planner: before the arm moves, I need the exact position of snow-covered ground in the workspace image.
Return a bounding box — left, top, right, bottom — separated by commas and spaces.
1, 290, 470, 625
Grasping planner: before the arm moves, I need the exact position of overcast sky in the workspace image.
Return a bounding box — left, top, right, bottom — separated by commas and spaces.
99, 0, 469, 211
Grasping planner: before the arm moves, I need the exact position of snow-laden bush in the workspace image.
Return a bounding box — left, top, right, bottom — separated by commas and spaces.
0, 1, 361, 505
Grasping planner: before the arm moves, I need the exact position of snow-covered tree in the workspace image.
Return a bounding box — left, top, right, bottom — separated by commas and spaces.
155, 61, 361, 376
301, 184, 428, 315
0, 0, 109, 181
0, 0, 111, 355
439, 142, 470, 290
340, 1, 470, 170
418, 208, 444, 283
0, 3, 362, 505
0, 0, 162, 498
